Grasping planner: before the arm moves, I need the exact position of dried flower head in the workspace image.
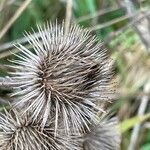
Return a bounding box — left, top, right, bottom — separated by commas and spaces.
10, 21, 116, 134
0, 108, 80, 150
82, 117, 120, 150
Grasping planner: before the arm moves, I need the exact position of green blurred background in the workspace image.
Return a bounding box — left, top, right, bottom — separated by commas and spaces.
0, 0, 150, 149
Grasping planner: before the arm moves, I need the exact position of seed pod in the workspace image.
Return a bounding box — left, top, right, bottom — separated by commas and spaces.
0, 108, 80, 150
83, 117, 120, 150
10, 21, 116, 134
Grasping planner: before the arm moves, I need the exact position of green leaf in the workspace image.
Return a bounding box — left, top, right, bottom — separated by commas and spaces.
118, 113, 150, 133
140, 144, 150, 150
85, 0, 96, 14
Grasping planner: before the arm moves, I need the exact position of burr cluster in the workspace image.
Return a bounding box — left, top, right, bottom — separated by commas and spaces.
0, 22, 120, 150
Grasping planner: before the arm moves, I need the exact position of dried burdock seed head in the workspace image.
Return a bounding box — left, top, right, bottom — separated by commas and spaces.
0, 108, 79, 150
82, 117, 120, 150
10, 21, 116, 134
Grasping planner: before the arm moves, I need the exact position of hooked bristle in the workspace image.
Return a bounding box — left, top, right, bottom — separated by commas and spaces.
10, 21, 116, 134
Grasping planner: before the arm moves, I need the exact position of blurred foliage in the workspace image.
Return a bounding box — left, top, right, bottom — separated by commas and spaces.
0, 0, 150, 149
119, 113, 150, 133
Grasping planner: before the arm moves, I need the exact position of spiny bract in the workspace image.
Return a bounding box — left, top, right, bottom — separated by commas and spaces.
10, 21, 116, 134
0, 108, 80, 150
